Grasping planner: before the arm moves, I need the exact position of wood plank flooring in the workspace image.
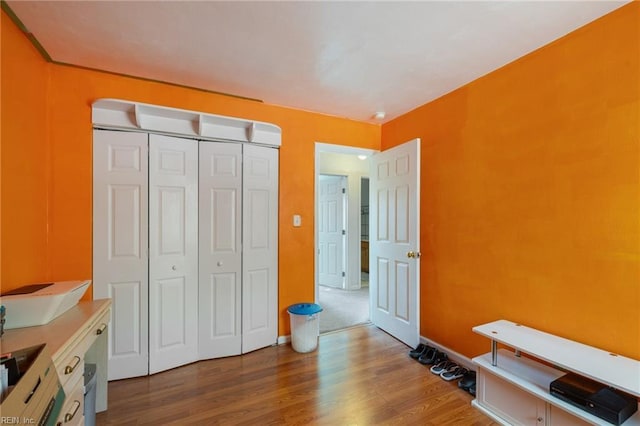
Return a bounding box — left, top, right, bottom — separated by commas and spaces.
96, 325, 498, 425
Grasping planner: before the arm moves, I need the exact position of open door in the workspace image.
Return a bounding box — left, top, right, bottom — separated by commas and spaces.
369, 138, 420, 348
318, 175, 346, 288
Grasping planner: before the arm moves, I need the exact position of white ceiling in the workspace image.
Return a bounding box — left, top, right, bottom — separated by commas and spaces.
7, 1, 630, 123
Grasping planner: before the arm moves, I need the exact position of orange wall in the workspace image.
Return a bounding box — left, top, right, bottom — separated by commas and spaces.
1, 10, 380, 335
383, 3, 639, 359
1, 12, 50, 289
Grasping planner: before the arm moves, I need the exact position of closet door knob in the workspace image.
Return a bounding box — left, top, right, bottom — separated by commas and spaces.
172, 265, 177, 271
217, 261, 223, 266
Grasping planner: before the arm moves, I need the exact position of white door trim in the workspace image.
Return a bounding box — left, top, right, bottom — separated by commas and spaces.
314, 143, 377, 303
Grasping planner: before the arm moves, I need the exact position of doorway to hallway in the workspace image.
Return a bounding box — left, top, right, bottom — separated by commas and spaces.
315, 145, 374, 333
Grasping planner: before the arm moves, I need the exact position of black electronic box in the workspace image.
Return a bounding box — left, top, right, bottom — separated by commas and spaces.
550, 373, 638, 425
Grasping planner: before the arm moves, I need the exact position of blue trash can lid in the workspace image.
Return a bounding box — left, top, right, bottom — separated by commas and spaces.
287, 303, 323, 315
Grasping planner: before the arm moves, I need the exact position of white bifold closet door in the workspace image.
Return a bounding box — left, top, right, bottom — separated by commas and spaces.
148, 134, 199, 374
241, 144, 279, 353
198, 142, 279, 358
95, 130, 278, 379
198, 142, 242, 358
93, 130, 199, 378
93, 130, 149, 380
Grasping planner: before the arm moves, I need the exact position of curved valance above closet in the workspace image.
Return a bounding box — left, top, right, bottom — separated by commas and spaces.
92, 98, 282, 147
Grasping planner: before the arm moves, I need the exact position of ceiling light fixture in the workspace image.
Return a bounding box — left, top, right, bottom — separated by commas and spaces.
374, 111, 386, 120
357, 155, 367, 160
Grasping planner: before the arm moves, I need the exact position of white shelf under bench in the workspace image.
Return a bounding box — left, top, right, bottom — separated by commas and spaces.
471, 320, 640, 426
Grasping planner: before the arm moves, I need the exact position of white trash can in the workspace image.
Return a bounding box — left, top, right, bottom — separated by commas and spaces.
287, 303, 323, 353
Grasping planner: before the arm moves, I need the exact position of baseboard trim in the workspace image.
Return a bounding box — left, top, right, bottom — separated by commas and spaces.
419, 335, 475, 371
280, 330, 474, 371
277, 335, 290, 345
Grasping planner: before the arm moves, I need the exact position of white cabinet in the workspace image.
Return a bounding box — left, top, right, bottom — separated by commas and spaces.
472, 320, 640, 426
479, 370, 547, 425
1, 301, 111, 423
549, 405, 592, 426
94, 129, 279, 379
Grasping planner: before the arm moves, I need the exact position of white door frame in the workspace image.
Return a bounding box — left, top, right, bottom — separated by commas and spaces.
313, 143, 376, 302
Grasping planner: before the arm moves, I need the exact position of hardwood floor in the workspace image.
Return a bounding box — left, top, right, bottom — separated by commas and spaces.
97, 325, 498, 425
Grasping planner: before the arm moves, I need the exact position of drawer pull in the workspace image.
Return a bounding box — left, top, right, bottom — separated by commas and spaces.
96, 323, 107, 335
64, 356, 81, 375
24, 376, 41, 404
64, 400, 81, 422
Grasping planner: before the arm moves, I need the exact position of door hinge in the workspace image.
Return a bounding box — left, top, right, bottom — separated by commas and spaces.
342, 271, 345, 277
342, 229, 346, 235
342, 187, 346, 194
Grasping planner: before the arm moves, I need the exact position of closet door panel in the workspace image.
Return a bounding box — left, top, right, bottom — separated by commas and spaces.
93, 130, 149, 380
242, 145, 279, 353
149, 134, 199, 374
245, 269, 270, 330
198, 142, 243, 359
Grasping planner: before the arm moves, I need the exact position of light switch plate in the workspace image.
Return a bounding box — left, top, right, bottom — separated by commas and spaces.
293, 214, 302, 227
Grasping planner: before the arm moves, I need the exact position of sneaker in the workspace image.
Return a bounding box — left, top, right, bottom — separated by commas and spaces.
418, 348, 446, 365
457, 370, 476, 390
441, 366, 468, 381
430, 360, 457, 375
408, 343, 430, 359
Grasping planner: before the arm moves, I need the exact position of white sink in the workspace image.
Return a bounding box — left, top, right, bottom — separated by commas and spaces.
0, 280, 91, 329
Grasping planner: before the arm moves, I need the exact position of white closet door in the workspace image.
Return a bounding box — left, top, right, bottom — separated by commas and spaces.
198, 142, 242, 358
242, 144, 279, 353
93, 129, 149, 380
148, 134, 199, 374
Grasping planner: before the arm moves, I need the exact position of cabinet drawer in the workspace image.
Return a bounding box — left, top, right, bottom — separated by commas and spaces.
82, 309, 110, 354
56, 373, 84, 426
56, 351, 84, 394
54, 308, 110, 389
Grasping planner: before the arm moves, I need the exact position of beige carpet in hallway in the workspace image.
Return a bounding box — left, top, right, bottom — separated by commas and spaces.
318, 285, 370, 333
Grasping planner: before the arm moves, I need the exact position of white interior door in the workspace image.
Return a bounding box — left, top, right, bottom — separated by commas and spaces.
318, 175, 346, 288
198, 141, 242, 359
369, 138, 420, 348
148, 134, 199, 374
242, 144, 279, 353
93, 129, 149, 380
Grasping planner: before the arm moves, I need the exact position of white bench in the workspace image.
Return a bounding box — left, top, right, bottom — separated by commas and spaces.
471, 320, 640, 425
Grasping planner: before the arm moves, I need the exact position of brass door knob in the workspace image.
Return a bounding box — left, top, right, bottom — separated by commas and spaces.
407, 251, 421, 258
